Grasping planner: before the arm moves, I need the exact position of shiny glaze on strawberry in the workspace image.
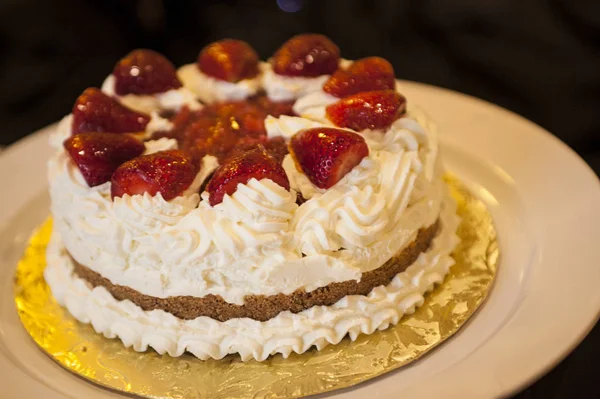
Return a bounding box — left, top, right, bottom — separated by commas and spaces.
72, 88, 150, 135
271, 34, 340, 77
198, 39, 259, 82
111, 150, 198, 200
326, 90, 406, 131
113, 49, 182, 95
323, 57, 395, 98
64, 132, 145, 187
178, 102, 269, 162
289, 127, 369, 189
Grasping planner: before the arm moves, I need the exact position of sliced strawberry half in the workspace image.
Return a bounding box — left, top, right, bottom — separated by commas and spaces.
289, 127, 369, 189
323, 57, 396, 98
64, 132, 145, 187
72, 88, 150, 135
113, 49, 182, 95
198, 39, 259, 82
271, 33, 340, 77
111, 150, 198, 201
206, 145, 290, 206
326, 90, 406, 131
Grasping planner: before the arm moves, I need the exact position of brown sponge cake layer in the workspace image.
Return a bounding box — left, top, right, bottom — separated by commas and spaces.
72, 220, 439, 322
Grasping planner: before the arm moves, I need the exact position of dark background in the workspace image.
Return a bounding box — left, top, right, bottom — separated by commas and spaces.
1, 0, 598, 397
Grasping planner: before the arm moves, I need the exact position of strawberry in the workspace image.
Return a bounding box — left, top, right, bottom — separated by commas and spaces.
213, 101, 268, 139
178, 101, 269, 162
111, 150, 198, 200
197, 39, 259, 82
289, 127, 368, 189
72, 88, 150, 135
181, 116, 240, 162
63, 132, 145, 187
325, 90, 406, 131
323, 57, 395, 98
271, 34, 340, 77
206, 145, 290, 206
113, 49, 182, 95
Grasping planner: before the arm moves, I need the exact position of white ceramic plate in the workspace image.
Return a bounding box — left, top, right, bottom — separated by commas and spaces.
0, 82, 599, 399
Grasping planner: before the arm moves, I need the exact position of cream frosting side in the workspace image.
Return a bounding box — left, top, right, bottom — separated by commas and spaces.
48, 109, 442, 304
177, 64, 262, 104
101, 75, 202, 114
44, 190, 459, 361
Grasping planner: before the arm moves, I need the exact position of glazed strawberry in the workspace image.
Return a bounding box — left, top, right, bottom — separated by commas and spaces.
111, 150, 198, 201
72, 88, 150, 135
214, 101, 268, 139
206, 145, 290, 206
64, 132, 144, 187
323, 57, 395, 98
289, 127, 368, 189
251, 94, 296, 117
198, 39, 259, 82
326, 90, 406, 131
181, 116, 240, 162
113, 49, 182, 95
271, 34, 340, 77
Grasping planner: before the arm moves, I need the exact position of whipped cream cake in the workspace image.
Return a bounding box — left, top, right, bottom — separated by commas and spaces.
44, 34, 460, 361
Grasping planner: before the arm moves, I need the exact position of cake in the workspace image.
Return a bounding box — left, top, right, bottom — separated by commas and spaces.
44, 34, 460, 361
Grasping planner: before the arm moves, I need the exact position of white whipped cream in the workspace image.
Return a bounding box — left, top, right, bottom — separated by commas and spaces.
261, 62, 331, 102
48, 109, 443, 304
45, 190, 459, 361
101, 75, 202, 114
292, 90, 338, 122
143, 137, 178, 154
177, 64, 261, 104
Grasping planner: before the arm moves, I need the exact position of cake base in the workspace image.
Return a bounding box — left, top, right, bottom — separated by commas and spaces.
14, 175, 498, 398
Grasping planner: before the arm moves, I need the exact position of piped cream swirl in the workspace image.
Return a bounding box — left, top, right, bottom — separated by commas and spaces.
177, 64, 262, 104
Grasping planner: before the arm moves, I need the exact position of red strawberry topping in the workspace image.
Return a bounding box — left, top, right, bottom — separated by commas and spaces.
323, 57, 396, 98
325, 90, 406, 131
271, 34, 340, 77
111, 150, 198, 201
206, 145, 290, 206
72, 88, 150, 135
179, 101, 269, 162
113, 49, 182, 95
198, 39, 259, 82
289, 127, 369, 189
64, 132, 145, 187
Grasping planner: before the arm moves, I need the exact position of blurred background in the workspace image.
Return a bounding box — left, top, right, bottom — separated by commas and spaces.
0, 0, 598, 397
